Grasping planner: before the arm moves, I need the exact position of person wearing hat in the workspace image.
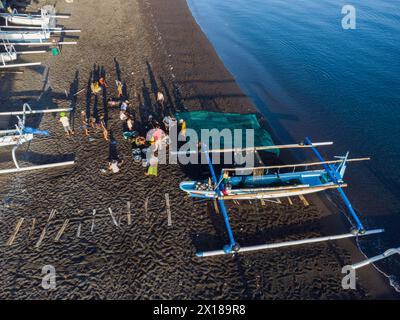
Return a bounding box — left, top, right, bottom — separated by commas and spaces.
59, 112, 74, 136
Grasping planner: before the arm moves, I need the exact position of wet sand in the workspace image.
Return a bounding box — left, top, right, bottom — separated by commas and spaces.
0, 0, 397, 299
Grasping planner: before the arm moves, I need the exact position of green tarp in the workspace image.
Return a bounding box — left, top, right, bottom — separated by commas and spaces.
175, 111, 278, 155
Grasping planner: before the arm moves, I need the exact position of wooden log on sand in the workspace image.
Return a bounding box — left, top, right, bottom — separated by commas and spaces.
76, 222, 82, 238
91, 209, 96, 233
165, 193, 172, 227
144, 197, 149, 215
108, 208, 119, 227
6, 218, 24, 246
28, 218, 36, 239
127, 201, 132, 226
299, 195, 310, 207
55, 219, 70, 242
35, 209, 57, 248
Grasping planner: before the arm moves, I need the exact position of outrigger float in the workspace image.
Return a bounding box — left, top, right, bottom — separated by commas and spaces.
179, 140, 384, 257
0, 103, 75, 174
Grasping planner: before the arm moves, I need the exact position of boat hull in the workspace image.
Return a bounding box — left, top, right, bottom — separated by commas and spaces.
0, 31, 50, 42
0, 133, 33, 147
6, 15, 50, 26
0, 52, 17, 63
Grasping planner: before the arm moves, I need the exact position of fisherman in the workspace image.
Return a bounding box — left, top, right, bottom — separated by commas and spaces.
59, 112, 74, 136
157, 91, 165, 106
126, 114, 134, 132
80, 111, 89, 136
90, 81, 102, 95
99, 116, 109, 141
120, 100, 129, 112
133, 136, 147, 148
108, 159, 123, 174
116, 80, 124, 98
99, 77, 108, 88
145, 152, 159, 177
179, 119, 186, 137
221, 171, 230, 196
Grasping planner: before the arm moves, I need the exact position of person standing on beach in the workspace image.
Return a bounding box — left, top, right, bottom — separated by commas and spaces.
145, 153, 159, 177
99, 77, 108, 89
116, 80, 124, 98
100, 116, 109, 141
80, 111, 89, 136
59, 112, 74, 136
157, 91, 165, 107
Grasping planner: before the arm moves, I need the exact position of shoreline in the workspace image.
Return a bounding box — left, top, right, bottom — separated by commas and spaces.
0, 0, 397, 299
141, 0, 397, 298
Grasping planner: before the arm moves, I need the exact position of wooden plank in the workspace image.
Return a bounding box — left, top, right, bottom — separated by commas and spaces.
76, 222, 82, 238
299, 195, 310, 207
55, 219, 69, 242
287, 197, 293, 206
108, 208, 118, 227
165, 193, 172, 227
127, 201, 132, 226
35, 227, 47, 248
6, 218, 24, 246
28, 218, 36, 238
144, 197, 149, 215
90, 209, 96, 233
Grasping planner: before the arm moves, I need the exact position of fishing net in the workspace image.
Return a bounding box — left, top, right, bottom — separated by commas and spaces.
175, 111, 279, 155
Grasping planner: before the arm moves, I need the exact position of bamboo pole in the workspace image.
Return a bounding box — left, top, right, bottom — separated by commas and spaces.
55, 219, 69, 242
171, 142, 334, 155
222, 157, 371, 173
108, 208, 118, 227
0, 107, 72, 116
90, 209, 96, 233
0, 161, 75, 175
197, 229, 385, 257
6, 218, 24, 246
165, 194, 172, 227
299, 195, 310, 207
127, 202, 132, 226
221, 184, 346, 201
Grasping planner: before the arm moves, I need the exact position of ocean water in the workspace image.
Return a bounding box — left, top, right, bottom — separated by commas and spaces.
187, 0, 400, 293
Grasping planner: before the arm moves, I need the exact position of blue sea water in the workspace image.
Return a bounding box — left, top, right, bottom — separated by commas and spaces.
187, 0, 400, 293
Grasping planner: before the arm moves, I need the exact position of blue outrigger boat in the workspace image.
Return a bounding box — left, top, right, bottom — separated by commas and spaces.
179, 138, 384, 257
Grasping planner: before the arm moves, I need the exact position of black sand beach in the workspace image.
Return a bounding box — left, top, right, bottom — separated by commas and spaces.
0, 0, 398, 299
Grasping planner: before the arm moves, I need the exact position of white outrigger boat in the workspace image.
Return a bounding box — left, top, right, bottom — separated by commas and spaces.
0, 25, 80, 43
1, 39, 44, 68
0, 6, 69, 27
0, 103, 75, 174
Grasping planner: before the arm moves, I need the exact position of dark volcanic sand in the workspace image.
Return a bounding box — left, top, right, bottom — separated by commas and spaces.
0, 0, 397, 299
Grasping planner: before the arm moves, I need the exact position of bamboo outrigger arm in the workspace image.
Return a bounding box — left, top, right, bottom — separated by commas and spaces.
222, 158, 371, 173
351, 247, 400, 270
171, 141, 334, 155
197, 229, 384, 257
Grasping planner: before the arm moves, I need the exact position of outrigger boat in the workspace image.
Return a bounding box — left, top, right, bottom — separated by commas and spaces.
174, 111, 383, 257
0, 103, 75, 174
180, 151, 370, 201
0, 25, 80, 43
178, 140, 384, 258
0, 39, 44, 68
0, 6, 69, 27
